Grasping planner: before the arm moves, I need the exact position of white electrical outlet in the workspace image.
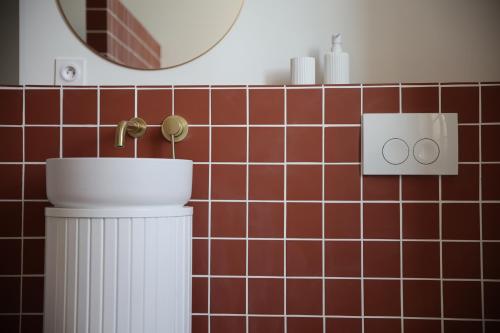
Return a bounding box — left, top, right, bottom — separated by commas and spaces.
55, 58, 86, 85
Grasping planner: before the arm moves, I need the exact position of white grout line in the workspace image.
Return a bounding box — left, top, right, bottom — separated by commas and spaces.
360, 84, 365, 333
283, 86, 288, 333
478, 83, 485, 333
245, 85, 250, 333
134, 86, 138, 158
207, 85, 212, 333
59, 86, 63, 158
97, 86, 101, 157
18, 85, 26, 333
398, 83, 404, 333
321, 85, 326, 333
438, 83, 445, 333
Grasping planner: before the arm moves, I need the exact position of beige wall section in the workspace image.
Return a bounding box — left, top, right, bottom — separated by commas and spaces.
20, 0, 500, 85
58, 0, 86, 40
1, 0, 19, 85
120, 0, 243, 67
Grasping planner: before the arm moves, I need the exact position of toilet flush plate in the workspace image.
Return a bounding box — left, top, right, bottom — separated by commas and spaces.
362, 113, 458, 175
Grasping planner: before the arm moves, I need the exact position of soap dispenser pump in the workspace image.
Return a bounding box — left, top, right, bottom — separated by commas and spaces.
324, 33, 350, 84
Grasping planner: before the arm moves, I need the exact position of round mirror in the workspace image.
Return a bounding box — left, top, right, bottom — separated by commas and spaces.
57, 0, 244, 69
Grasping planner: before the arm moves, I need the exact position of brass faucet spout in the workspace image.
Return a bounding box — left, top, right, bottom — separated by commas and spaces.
114, 117, 147, 148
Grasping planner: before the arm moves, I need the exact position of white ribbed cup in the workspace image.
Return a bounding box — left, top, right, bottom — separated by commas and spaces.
290, 57, 315, 85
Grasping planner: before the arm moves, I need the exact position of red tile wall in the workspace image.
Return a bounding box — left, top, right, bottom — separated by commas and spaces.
86, 0, 162, 68
1, 84, 499, 333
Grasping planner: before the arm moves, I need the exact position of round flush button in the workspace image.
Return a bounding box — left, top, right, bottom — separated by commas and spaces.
413, 138, 440, 165
382, 138, 409, 165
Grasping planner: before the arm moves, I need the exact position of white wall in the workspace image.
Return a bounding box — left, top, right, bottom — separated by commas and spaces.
20, 0, 500, 85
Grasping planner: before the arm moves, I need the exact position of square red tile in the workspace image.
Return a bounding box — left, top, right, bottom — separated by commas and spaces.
482, 125, 500, 161
210, 278, 245, 313
287, 317, 323, 333
363, 203, 400, 239
362, 175, 399, 200
482, 164, 500, 200
442, 203, 479, 240
403, 203, 439, 239
403, 280, 441, 317
211, 240, 246, 276
191, 201, 208, 237
286, 89, 322, 124
98, 127, 134, 157
24, 164, 46, 199
212, 127, 246, 162
249, 165, 284, 200
0, 127, 22, 162
483, 203, 500, 240
249, 89, 284, 124
211, 316, 246, 333
481, 85, 500, 123
325, 127, 360, 162
442, 86, 479, 123
248, 278, 284, 314
484, 282, 500, 319
443, 242, 480, 278
325, 165, 360, 200
363, 241, 400, 277
192, 164, 209, 200
442, 165, 479, 200
443, 281, 482, 318
0, 89, 22, 124
99, 89, 134, 124
0, 240, 21, 274
248, 203, 283, 238
63, 89, 97, 124
211, 164, 246, 200
25, 127, 60, 161
486, 321, 500, 332
23, 239, 44, 274
24, 201, 49, 237
364, 319, 401, 333
174, 127, 209, 162
286, 203, 322, 238
287, 165, 322, 200
286, 279, 322, 315
403, 241, 440, 278
444, 320, 482, 333
192, 277, 207, 313
22, 277, 44, 312
249, 127, 284, 162
364, 279, 401, 316
325, 279, 361, 315
325, 203, 360, 239
0, 277, 20, 312
25, 89, 60, 124
211, 89, 246, 125
458, 126, 479, 162
483, 243, 500, 279
0, 165, 22, 199
325, 241, 361, 277
325, 88, 361, 124
174, 89, 209, 124
402, 87, 439, 113
0, 202, 22, 237
137, 89, 171, 124
363, 87, 399, 114
63, 127, 97, 157
404, 320, 441, 333
192, 239, 208, 275
326, 318, 362, 333
0, 316, 19, 332
286, 241, 322, 277
137, 128, 171, 158
402, 175, 439, 200
286, 127, 322, 162
249, 317, 284, 333
248, 240, 283, 276
211, 202, 245, 237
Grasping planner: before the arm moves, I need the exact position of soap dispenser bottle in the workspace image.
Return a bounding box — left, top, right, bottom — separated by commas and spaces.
324, 33, 350, 84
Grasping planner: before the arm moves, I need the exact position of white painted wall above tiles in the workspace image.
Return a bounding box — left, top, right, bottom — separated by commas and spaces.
20, 0, 500, 85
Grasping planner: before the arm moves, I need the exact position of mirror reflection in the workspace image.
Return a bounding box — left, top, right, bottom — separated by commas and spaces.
58, 0, 244, 69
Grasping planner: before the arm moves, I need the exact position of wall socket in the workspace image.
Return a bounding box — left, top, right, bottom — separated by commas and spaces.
55, 58, 86, 85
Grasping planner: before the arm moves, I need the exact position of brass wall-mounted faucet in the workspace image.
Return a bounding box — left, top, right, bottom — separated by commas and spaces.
115, 117, 147, 148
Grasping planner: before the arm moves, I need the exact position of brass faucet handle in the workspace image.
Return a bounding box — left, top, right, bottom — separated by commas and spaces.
115, 117, 147, 148
162, 115, 189, 142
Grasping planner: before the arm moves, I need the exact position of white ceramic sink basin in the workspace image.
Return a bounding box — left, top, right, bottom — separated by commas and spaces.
46, 158, 192, 208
